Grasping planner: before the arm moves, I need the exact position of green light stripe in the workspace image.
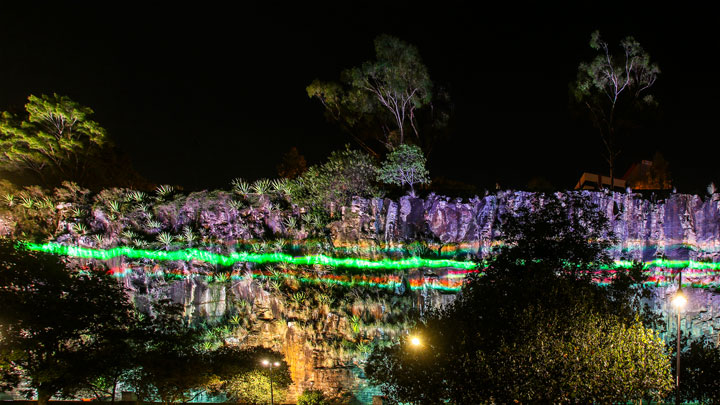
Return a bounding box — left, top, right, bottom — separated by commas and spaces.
20, 242, 478, 270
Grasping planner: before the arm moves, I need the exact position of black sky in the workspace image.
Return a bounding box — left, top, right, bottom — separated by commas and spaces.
1, 4, 718, 193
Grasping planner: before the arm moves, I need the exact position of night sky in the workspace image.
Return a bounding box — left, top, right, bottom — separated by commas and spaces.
2, 4, 717, 193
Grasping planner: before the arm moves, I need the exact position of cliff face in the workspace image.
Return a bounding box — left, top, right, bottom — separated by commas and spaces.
330, 191, 720, 340
4, 189, 720, 403
332, 191, 720, 263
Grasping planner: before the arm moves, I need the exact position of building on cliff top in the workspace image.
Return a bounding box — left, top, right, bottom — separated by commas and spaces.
574, 172, 626, 191
575, 153, 672, 192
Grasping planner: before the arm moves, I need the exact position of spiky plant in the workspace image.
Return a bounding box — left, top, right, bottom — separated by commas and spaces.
128, 190, 146, 202
356, 342, 371, 356
3, 194, 14, 207
350, 315, 361, 334
317, 293, 334, 306
215, 273, 230, 283
155, 184, 174, 199
121, 230, 137, 241
231, 178, 250, 196
136, 203, 149, 214
269, 280, 283, 292
70, 207, 86, 218
93, 234, 105, 246
108, 200, 121, 213
229, 199, 245, 211
182, 226, 196, 244
38, 196, 54, 210
229, 314, 242, 325
251, 178, 271, 195
283, 216, 297, 231
72, 223, 88, 235
132, 238, 148, 248
157, 232, 174, 248
271, 178, 291, 195
290, 291, 307, 306
19, 196, 35, 209
146, 220, 162, 230
272, 239, 286, 253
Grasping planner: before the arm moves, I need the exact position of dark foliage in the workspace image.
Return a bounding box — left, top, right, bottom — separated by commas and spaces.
0, 239, 137, 404
366, 193, 671, 403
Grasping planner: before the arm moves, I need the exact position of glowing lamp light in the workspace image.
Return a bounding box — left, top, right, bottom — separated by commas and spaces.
410, 336, 421, 347
274, 362, 280, 366
672, 291, 687, 308
262, 359, 269, 366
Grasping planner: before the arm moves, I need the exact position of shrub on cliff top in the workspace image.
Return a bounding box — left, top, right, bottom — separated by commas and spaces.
289, 145, 380, 210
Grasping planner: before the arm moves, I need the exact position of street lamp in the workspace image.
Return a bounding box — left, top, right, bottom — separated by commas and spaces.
410, 336, 421, 347
672, 272, 687, 405
261, 359, 281, 405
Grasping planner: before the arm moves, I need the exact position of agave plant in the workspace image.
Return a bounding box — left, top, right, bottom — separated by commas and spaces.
350, 315, 361, 334
271, 178, 291, 195
72, 223, 88, 235
132, 238, 148, 248
93, 234, 105, 246
39, 196, 54, 209
215, 273, 230, 283
356, 341, 371, 355
269, 280, 283, 292
272, 239, 286, 253
3, 194, 14, 207
229, 314, 242, 325
128, 190, 146, 203
317, 293, 334, 306
251, 178, 271, 195
231, 178, 250, 195
19, 196, 35, 209
155, 184, 174, 198
146, 220, 162, 230
283, 216, 297, 231
157, 232, 174, 247
70, 207, 86, 218
290, 291, 307, 306
108, 200, 121, 213
229, 199, 245, 211
182, 226, 197, 244
121, 230, 137, 241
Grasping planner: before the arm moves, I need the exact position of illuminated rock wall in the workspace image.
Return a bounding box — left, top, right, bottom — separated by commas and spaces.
4, 189, 720, 402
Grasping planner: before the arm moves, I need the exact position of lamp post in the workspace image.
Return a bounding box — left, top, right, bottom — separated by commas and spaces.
672, 270, 687, 405
261, 359, 281, 405
410, 336, 421, 348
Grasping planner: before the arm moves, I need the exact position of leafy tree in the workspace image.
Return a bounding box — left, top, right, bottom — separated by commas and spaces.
277, 146, 307, 179
0, 94, 108, 186
297, 389, 329, 405
574, 31, 660, 187
308, 34, 443, 154
377, 144, 429, 197
677, 337, 720, 403
121, 299, 211, 405
0, 239, 136, 405
290, 145, 379, 211
366, 194, 672, 403
204, 346, 291, 404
